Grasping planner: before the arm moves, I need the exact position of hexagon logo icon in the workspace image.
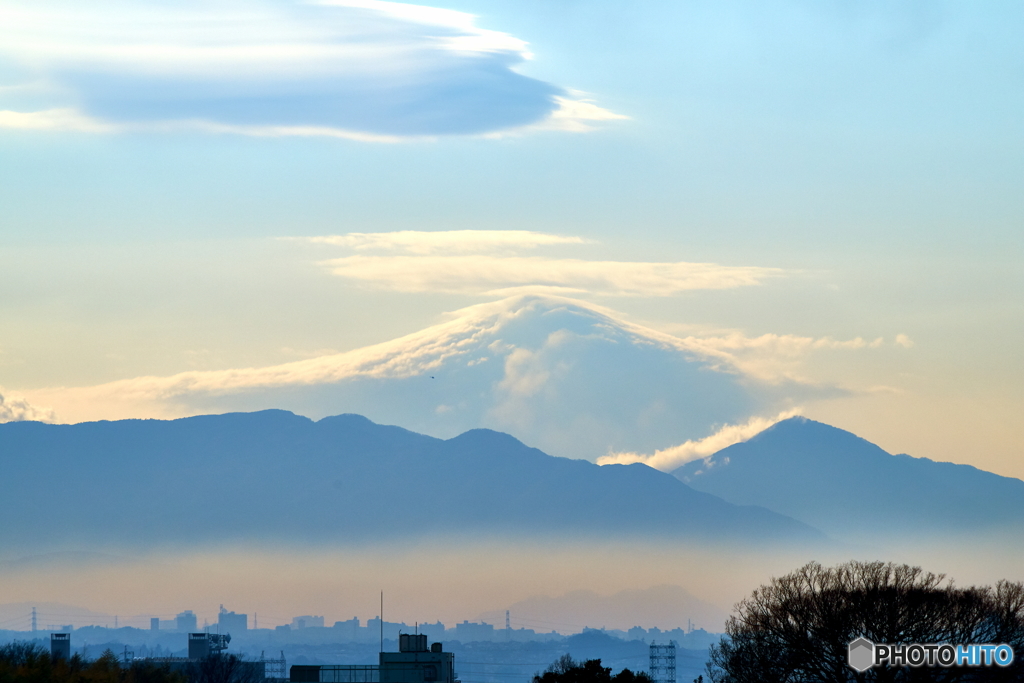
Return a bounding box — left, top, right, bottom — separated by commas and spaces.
848, 637, 875, 672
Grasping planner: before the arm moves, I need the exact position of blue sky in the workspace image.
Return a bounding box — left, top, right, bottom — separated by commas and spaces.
1, 0, 1023, 476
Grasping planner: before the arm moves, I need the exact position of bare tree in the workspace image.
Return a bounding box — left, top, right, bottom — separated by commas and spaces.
187, 654, 264, 683
707, 561, 1024, 683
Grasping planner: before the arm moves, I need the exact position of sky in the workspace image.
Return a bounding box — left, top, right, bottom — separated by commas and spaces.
1, 0, 1023, 482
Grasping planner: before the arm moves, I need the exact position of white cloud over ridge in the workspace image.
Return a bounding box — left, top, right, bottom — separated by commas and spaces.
0, 0, 623, 139
598, 410, 803, 471
0, 387, 54, 423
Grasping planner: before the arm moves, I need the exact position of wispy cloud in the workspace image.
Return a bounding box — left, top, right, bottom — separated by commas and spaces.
307, 230, 591, 254
0, 387, 55, 423
0, 0, 623, 139
0, 108, 116, 133
667, 332, 911, 382
24, 295, 545, 418
597, 410, 803, 471
302, 230, 781, 296
320, 254, 782, 296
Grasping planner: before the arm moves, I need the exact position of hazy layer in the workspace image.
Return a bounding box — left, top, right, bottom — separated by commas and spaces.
3, 537, 1020, 634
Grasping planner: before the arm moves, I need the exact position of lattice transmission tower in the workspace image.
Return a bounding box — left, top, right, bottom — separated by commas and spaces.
649, 641, 676, 683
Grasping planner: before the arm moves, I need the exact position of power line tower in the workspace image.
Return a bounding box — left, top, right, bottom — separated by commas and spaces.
261, 651, 287, 681
505, 611, 510, 641
649, 641, 676, 683
32, 608, 37, 633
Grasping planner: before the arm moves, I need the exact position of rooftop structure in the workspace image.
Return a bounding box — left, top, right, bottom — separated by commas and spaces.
50, 633, 71, 661
291, 635, 455, 683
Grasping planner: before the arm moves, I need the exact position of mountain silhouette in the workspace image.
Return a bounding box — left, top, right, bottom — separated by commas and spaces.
0, 410, 823, 554
673, 417, 1024, 539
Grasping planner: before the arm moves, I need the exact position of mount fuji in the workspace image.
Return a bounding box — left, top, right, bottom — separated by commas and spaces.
27, 295, 810, 461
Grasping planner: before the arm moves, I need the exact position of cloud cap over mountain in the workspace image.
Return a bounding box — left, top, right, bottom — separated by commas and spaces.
25, 294, 865, 461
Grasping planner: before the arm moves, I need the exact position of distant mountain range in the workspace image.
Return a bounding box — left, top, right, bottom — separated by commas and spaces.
673, 417, 1024, 539
0, 410, 822, 554
4, 411, 1019, 557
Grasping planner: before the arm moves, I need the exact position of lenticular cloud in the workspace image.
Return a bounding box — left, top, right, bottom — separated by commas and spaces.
0, 0, 618, 138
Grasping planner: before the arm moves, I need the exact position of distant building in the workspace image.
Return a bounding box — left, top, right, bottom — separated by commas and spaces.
291, 615, 325, 629
50, 633, 71, 661
176, 611, 198, 632
151, 618, 160, 631
453, 620, 494, 642
332, 618, 359, 641
291, 634, 455, 683
219, 605, 248, 633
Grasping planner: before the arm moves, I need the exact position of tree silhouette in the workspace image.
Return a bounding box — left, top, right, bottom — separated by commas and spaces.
533, 655, 653, 683
706, 561, 1024, 683
186, 655, 262, 683
0, 642, 182, 683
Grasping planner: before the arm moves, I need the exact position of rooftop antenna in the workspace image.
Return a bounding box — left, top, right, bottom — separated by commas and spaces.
379, 591, 383, 654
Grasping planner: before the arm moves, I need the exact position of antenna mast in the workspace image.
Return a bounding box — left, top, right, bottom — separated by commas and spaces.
379, 591, 383, 653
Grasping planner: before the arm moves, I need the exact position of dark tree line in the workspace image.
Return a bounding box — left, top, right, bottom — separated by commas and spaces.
533, 654, 654, 683
0, 644, 183, 683
0, 644, 260, 683
706, 561, 1024, 683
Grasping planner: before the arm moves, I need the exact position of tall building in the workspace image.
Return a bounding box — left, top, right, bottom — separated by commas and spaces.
176, 610, 198, 632
453, 620, 494, 642
218, 605, 248, 633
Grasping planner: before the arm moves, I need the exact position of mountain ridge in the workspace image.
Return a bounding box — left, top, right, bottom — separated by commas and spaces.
673, 416, 1024, 538
0, 409, 824, 555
